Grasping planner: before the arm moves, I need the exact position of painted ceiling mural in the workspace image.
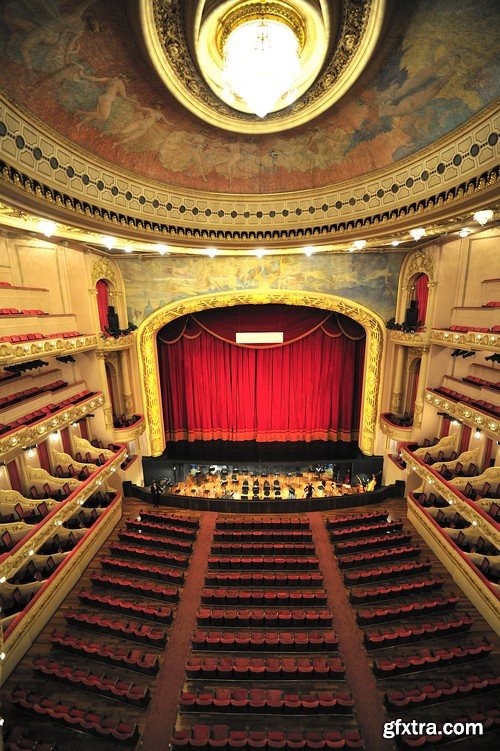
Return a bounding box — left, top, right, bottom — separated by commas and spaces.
118, 252, 404, 327
0, 0, 498, 195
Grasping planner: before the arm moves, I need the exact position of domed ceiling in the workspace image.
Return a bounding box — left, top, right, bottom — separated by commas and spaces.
0, 0, 498, 195
0, 0, 498, 253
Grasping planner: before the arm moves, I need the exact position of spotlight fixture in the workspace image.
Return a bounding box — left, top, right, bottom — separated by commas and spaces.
38, 219, 57, 237
50, 431, 59, 442
473, 209, 493, 225
123, 248, 133, 253
102, 236, 116, 250
410, 227, 426, 241
474, 429, 482, 439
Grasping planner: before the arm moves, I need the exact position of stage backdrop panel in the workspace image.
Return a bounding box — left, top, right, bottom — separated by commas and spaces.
158, 305, 365, 443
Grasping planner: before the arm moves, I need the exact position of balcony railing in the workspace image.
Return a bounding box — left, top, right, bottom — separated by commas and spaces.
425, 388, 500, 440
112, 414, 145, 443
380, 412, 413, 441
97, 332, 134, 351
430, 328, 500, 353
0, 332, 98, 367
0, 391, 104, 461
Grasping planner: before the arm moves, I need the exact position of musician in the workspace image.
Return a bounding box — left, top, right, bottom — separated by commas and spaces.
304, 483, 314, 499
151, 480, 160, 507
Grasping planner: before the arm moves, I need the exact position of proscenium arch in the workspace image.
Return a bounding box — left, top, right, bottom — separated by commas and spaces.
136, 290, 385, 457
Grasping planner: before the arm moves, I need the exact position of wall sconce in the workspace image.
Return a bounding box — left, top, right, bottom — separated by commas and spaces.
50, 431, 59, 442
451, 419, 460, 427
24, 445, 37, 458
474, 429, 482, 439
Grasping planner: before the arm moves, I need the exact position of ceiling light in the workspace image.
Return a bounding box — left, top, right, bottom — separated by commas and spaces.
353, 240, 367, 250
38, 219, 57, 237
254, 249, 265, 259
473, 209, 493, 225
303, 246, 314, 257
27, 448, 35, 458
223, 16, 301, 118
157, 244, 169, 255
102, 236, 116, 250
410, 227, 426, 241
391, 240, 401, 247
123, 248, 133, 253
458, 228, 470, 238
205, 248, 217, 258
348, 246, 355, 252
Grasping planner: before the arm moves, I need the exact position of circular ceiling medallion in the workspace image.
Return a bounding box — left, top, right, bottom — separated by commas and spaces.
134, 0, 389, 134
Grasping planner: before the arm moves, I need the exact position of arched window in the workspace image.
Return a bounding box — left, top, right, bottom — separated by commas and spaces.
96, 279, 110, 333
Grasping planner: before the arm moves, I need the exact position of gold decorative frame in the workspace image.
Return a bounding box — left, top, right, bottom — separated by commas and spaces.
136, 290, 385, 457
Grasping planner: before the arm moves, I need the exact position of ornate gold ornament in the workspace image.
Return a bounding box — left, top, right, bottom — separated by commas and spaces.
430, 328, 500, 353
134, 0, 388, 133
90, 257, 119, 288
136, 289, 385, 457
424, 388, 500, 440
0, 334, 98, 368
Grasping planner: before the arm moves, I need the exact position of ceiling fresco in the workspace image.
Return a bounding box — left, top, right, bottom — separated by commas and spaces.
0, 0, 498, 195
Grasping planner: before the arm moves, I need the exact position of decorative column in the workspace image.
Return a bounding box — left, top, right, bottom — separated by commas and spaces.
88, 287, 99, 334
120, 350, 134, 415
96, 352, 114, 430
425, 281, 438, 333
391, 344, 406, 415
412, 346, 430, 428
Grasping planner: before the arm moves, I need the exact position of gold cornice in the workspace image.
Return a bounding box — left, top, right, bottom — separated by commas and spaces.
136, 289, 385, 457
425, 389, 500, 441
430, 328, 500, 353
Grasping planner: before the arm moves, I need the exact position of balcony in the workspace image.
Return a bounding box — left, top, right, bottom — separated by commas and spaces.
380, 412, 413, 442
0, 391, 104, 461
97, 332, 134, 351
424, 388, 500, 440
388, 328, 430, 346
430, 327, 500, 353
0, 332, 98, 367
112, 414, 145, 443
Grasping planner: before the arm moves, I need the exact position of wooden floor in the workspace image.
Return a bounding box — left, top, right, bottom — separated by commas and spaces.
2, 497, 499, 751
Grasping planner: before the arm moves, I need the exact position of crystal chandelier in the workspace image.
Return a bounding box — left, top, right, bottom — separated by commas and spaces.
223, 15, 301, 118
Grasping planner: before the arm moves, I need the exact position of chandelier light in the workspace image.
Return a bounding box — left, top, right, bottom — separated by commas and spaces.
473, 209, 493, 225
222, 7, 302, 118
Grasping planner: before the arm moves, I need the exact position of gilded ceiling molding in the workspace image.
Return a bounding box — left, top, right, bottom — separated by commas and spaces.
0, 95, 498, 248
136, 289, 385, 457
136, 0, 387, 133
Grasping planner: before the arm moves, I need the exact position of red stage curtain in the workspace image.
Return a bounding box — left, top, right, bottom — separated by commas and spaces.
37, 440, 51, 472
158, 306, 365, 443
96, 280, 110, 333
414, 274, 429, 324
7, 459, 22, 493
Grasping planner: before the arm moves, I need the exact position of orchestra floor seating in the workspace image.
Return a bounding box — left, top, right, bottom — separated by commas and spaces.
1, 499, 498, 751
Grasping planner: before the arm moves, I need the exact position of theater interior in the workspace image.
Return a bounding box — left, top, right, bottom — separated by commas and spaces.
0, 1, 499, 750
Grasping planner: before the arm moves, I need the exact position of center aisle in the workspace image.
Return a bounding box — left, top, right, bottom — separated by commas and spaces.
140, 511, 218, 751
308, 512, 393, 751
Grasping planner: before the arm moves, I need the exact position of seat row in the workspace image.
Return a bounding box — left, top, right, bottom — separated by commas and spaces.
431, 386, 500, 416
6, 688, 138, 744
0, 330, 83, 342
78, 588, 173, 622
126, 518, 198, 539
0, 379, 67, 409
385, 671, 499, 710
32, 657, 150, 706
186, 656, 345, 680
334, 531, 412, 553
171, 726, 365, 751
357, 593, 458, 624
0, 389, 96, 435
192, 630, 338, 652
118, 529, 193, 552
208, 556, 319, 570
65, 609, 167, 646
338, 544, 421, 569
5, 726, 58, 751
350, 576, 443, 603
197, 609, 333, 628
90, 573, 179, 601
211, 543, 316, 555
50, 629, 159, 673
100, 555, 185, 583
213, 530, 313, 542
373, 638, 494, 676
216, 517, 309, 530
344, 558, 432, 584
329, 520, 403, 541
325, 511, 388, 529
201, 589, 328, 606
139, 509, 199, 527
0, 500, 51, 525
463, 375, 499, 390
364, 613, 473, 648
110, 542, 189, 567
179, 687, 354, 713
0, 306, 47, 315
205, 572, 323, 588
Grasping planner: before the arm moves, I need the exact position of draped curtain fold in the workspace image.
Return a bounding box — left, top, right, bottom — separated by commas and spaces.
7, 458, 22, 493
158, 306, 365, 443
414, 274, 429, 325
96, 279, 110, 333
37, 440, 51, 473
